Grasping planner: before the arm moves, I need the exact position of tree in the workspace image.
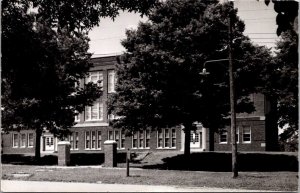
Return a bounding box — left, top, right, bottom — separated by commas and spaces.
263, 0, 298, 35
109, 0, 271, 156
259, 30, 298, 151
1, 0, 159, 160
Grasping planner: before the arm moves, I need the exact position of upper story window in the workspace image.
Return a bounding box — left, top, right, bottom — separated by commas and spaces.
86, 71, 103, 88
85, 102, 103, 121
74, 110, 80, 122
108, 70, 116, 93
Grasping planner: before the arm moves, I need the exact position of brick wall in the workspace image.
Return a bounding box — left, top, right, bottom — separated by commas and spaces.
2, 130, 36, 154
214, 119, 266, 151
69, 126, 182, 153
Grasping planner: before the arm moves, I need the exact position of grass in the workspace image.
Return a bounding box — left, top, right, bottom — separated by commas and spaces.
1, 164, 298, 191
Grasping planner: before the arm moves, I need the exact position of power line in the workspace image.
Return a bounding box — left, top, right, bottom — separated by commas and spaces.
237, 9, 274, 12
254, 42, 277, 43
242, 18, 274, 20
92, 36, 126, 41
250, 38, 278, 39
244, 33, 277, 34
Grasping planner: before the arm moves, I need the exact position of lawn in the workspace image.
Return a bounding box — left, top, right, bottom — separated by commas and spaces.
1, 164, 298, 191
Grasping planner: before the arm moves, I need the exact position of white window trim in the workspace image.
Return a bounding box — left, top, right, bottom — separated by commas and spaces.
27, 133, 34, 148
97, 131, 102, 150
132, 131, 138, 149
219, 130, 228, 144
85, 131, 102, 150
20, 133, 26, 148
90, 131, 97, 150
12, 133, 19, 148
242, 126, 251, 144
84, 131, 91, 149
108, 70, 116, 93
74, 132, 79, 150
171, 128, 176, 148
74, 113, 80, 123
85, 102, 104, 122
85, 71, 103, 86
156, 129, 176, 149
236, 127, 239, 144
69, 133, 74, 150
131, 130, 151, 149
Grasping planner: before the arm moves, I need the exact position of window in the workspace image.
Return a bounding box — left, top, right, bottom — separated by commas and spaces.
97, 131, 102, 149
86, 71, 103, 87
13, 134, 19, 148
107, 129, 125, 149
75, 111, 80, 122
243, 126, 251, 143
114, 130, 120, 147
219, 129, 227, 143
157, 128, 176, 148
99, 103, 104, 121
132, 132, 138, 148
164, 129, 169, 148
20, 134, 26, 147
157, 129, 163, 148
69, 133, 74, 149
139, 130, 144, 148
121, 130, 125, 149
171, 129, 176, 148
108, 130, 114, 140
85, 130, 102, 150
236, 127, 239, 143
85, 131, 90, 149
108, 70, 116, 93
75, 132, 79, 149
28, 133, 34, 147
85, 102, 103, 121
46, 137, 54, 146
146, 130, 150, 148
132, 130, 150, 149
91, 131, 96, 149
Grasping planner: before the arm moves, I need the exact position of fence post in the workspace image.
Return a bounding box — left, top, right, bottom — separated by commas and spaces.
126, 148, 130, 177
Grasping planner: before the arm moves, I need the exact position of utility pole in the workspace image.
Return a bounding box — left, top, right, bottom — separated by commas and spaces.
228, 1, 238, 178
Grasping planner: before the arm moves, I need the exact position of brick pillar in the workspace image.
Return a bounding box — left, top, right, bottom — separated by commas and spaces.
104, 140, 117, 167
57, 141, 71, 166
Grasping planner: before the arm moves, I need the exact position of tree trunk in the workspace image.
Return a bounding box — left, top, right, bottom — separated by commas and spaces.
183, 123, 192, 157
265, 96, 279, 151
35, 129, 42, 161
208, 128, 215, 151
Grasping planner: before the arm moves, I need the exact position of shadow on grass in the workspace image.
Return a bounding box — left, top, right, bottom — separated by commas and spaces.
2, 152, 298, 171
1, 152, 127, 166
142, 152, 298, 172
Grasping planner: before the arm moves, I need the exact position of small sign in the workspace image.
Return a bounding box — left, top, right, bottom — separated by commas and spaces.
261, 143, 266, 147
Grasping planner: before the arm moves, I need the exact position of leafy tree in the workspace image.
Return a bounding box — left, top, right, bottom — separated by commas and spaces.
109, 0, 271, 156
1, 0, 159, 159
263, 0, 298, 35
259, 30, 298, 151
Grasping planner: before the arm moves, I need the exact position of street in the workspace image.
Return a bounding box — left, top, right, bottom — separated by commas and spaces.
1, 180, 284, 192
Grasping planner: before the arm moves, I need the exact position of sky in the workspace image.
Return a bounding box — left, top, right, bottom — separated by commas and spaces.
88, 0, 280, 57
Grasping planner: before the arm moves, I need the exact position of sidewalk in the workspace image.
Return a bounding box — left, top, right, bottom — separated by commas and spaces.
1, 180, 282, 192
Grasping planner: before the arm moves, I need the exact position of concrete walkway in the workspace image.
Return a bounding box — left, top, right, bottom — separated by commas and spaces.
1, 180, 283, 192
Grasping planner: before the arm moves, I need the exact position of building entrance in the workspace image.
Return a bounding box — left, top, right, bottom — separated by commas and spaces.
190, 130, 202, 149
